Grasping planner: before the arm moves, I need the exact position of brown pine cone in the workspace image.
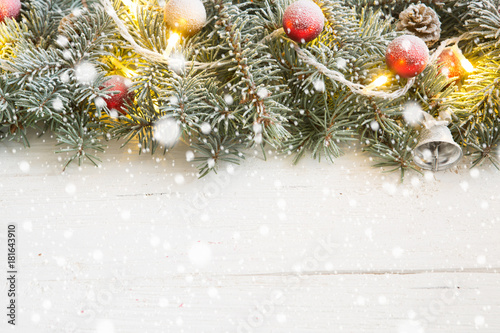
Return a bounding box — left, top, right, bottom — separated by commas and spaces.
58, 12, 91, 40
58, 13, 77, 35
396, 4, 441, 47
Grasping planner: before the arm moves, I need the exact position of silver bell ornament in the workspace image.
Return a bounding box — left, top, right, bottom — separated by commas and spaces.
412, 112, 463, 172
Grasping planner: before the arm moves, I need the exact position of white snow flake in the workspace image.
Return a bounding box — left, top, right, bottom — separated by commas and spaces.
153, 117, 181, 147
224, 94, 234, 105
52, 97, 64, 111
96, 319, 115, 333
168, 53, 186, 74
392, 247, 404, 258
370, 120, 380, 132
65, 183, 76, 195
174, 174, 185, 185
257, 87, 269, 99
19, 161, 30, 172
188, 242, 212, 267
313, 79, 325, 92
74, 62, 98, 85
200, 122, 211, 135
185, 150, 195, 162
403, 102, 423, 126
207, 158, 216, 169
56, 35, 69, 47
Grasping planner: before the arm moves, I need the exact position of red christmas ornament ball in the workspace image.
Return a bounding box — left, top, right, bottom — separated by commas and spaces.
437, 48, 465, 79
0, 0, 21, 22
282, 0, 325, 44
101, 75, 134, 114
385, 35, 429, 78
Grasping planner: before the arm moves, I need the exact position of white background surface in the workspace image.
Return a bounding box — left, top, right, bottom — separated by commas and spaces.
1, 137, 499, 332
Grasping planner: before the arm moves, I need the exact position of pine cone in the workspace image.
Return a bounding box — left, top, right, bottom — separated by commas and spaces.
58, 12, 91, 39
58, 13, 77, 35
396, 4, 441, 47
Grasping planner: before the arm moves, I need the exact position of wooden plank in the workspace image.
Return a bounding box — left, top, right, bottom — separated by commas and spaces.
1, 137, 499, 332
7, 274, 500, 332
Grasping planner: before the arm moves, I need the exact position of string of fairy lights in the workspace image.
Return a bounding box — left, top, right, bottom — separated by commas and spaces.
100, 0, 478, 172
103, 0, 474, 98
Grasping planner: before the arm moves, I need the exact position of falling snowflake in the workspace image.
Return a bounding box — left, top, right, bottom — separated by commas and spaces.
153, 117, 181, 147
174, 174, 185, 184
370, 120, 380, 132
60, 71, 70, 83
403, 102, 424, 126
392, 247, 404, 258
94, 97, 107, 109
56, 35, 69, 47
207, 287, 219, 298
224, 94, 234, 105
188, 242, 212, 267
257, 87, 269, 99
19, 161, 30, 172
168, 53, 185, 74
200, 122, 211, 135
93, 250, 103, 261
74, 62, 98, 85
313, 79, 325, 92
52, 97, 64, 111
65, 183, 76, 195
185, 150, 195, 162
336, 58, 347, 69
207, 158, 216, 169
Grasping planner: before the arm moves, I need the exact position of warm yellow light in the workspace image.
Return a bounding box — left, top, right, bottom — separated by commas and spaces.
373, 75, 388, 87
122, 0, 137, 12
363, 75, 388, 93
168, 33, 181, 47
109, 57, 135, 77
451, 45, 474, 73
122, 67, 136, 78
163, 33, 181, 58
460, 57, 474, 73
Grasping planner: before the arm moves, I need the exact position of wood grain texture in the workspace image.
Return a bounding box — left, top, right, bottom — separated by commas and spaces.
0, 137, 499, 332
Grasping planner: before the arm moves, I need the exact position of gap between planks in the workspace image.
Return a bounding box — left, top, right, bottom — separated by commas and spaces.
232, 267, 500, 276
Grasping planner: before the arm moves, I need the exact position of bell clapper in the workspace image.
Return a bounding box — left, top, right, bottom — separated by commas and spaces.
432, 143, 439, 172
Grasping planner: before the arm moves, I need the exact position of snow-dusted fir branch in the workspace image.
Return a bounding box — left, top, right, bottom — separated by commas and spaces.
100, 0, 230, 69
290, 42, 416, 99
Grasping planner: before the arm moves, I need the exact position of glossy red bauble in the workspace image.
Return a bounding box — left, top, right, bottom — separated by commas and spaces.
0, 0, 21, 22
101, 75, 134, 115
282, 0, 325, 44
385, 35, 429, 78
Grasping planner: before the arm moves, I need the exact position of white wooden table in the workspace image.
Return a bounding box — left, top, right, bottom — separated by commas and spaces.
1, 137, 499, 332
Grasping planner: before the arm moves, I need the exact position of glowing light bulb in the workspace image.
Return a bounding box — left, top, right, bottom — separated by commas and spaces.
363, 75, 388, 93
451, 45, 474, 73
122, 0, 137, 13
163, 33, 181, 59
372, 76, 388, 87
460, 57, 474, 73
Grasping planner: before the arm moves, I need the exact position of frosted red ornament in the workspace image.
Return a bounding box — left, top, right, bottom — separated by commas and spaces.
101, 75, 134, 115
282, 0, 325, 44
0, 0, 21, 22
385, 35, 429, 78
437, 47, 466, 79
